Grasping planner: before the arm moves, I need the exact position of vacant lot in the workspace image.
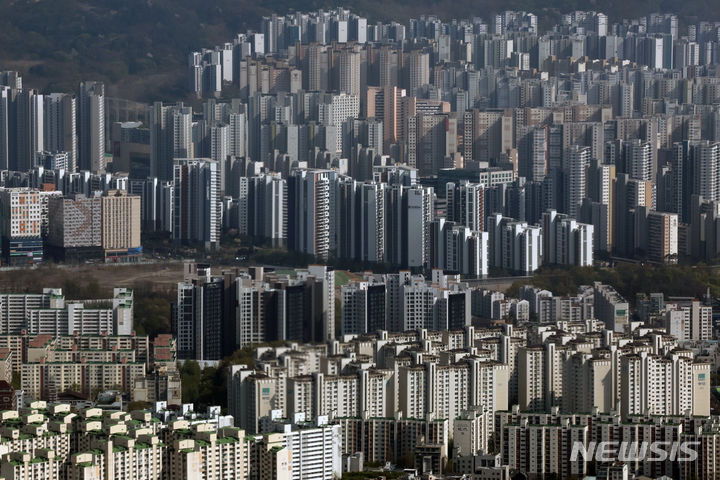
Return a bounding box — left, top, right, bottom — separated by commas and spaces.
0, 262, 185, 296
0, 262, 360, 299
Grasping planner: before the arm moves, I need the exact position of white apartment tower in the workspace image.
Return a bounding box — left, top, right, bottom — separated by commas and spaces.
149, 102, 193, 181
487, 214, 542, 274
318, 93, 360, 153
565, 145, 590, 218
542, 210, 594, 267
447, 181, 484, 232
78, 81, 105, 172
337, 49, 361, 96
620, 352, 710, 418
694, 141, 720, 202
406, 185, 434, 269
209, 124, 229, 191
626, 139, 653, 182
407, 50, 430, 96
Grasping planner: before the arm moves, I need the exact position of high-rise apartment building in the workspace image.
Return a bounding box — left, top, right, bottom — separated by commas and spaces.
78, 81, 105, 172
101, 190, 141, 259
336, 179, 386, 263
517, 346, 545, 411
542, 210, 594, 266
400, 185, 434, 269
287, 169, 333, 260
11, 89, 44, 172
447, 181, 484, 232
337, 48, 361, 96
583, 159, 615, 252
626, 139, 653, 182
613, 173, 654, 257
497, 407, 714, 478
646, 211, 679, 263
429, 218, 489, 277
341, 279, 386, 334
129, 177, 173, 233
43, 93, 77, 172
0, 402, 262, 480
565, 145, 590, 218
462, 109, 512, 164
620, 352, 710, 418
47, 193, 102, 259
209, 124, 229, 191
693, 140, 720, 202
517, 126, 547, 182
593, 282, 629, 332
298, 265, 336, 342
487, 213, 542, 274
172, 158, 222, 249
306, 44, 330, 91
35, 151, 69, 170
0, 87, 8, 170
174, 276, 224, 361
663, 298, 712, 341
149, 102, 193, 181
0, 287, 133, 338
406, 50, 430, 96
366, 86, 409, 153
407, 112, 457, 176
318, 93, 360, 153
275, 415, 343, 480
0, 188, 43, 264
235, 279, 285, 349
377, 46, 400, 87
247, 174, 287, 247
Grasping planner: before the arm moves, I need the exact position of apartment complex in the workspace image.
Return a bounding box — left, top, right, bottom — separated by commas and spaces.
0, 288, 133, 336
497, 406, 720, 479
225, 301, 711, 473
0, 401, 341, 480
44, 189, 141, 262
173, 264, 336, 360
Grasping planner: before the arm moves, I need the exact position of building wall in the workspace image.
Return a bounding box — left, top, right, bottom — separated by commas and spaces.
102, 191, 141, 250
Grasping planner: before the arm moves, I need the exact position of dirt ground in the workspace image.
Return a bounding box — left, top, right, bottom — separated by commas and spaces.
0, 261, 186, 294
0, 261, 360, 296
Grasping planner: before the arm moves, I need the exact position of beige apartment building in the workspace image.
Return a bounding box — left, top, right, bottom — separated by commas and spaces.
101, 190, 141, 251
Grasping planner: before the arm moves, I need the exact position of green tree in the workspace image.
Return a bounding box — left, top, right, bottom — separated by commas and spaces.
10, 371, 21, 389
63, 278, 106, 299
126, 400, 151, 412
131, 281, 173, 337
180, 360, 202, 404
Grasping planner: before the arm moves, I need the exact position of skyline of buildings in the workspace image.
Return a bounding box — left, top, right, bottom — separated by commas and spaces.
0, 261, 714, 478
7, 5, 720, 480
